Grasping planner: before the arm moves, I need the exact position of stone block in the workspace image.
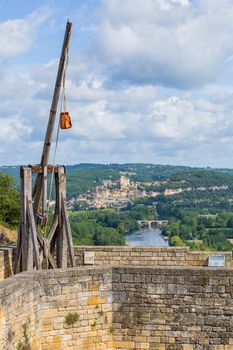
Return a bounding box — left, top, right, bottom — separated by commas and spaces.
83, 251, 95, 265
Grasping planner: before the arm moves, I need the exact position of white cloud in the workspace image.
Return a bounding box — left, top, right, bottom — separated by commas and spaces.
1, 52, 233, 168
0, 8, 49, 61
2, 3, 233, 168
91, 0, 233, 88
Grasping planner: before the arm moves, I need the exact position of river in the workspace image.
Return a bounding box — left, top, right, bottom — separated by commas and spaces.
125, 228, 169, 247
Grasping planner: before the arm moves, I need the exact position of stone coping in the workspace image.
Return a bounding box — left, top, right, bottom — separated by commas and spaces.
74, 246, 190, 250
0, 264, 232, 291
1, 243, 232, 254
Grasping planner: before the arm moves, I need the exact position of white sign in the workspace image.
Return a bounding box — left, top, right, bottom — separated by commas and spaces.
84, 251, 95, 265
208, 255, 225, 267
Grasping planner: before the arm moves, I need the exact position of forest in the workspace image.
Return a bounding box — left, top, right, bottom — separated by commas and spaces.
70, 206, 156, 245
162, 211, 233, 251
0, 173, 20, 228
1, 163, 233, 250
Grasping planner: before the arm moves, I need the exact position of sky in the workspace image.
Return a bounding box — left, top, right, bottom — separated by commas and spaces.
1, 0, 233, 167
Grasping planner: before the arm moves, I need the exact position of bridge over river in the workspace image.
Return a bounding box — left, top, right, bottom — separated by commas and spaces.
137, 220, 168, 229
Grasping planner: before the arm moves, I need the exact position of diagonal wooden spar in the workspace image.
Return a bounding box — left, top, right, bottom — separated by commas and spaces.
33, 20, 72, 216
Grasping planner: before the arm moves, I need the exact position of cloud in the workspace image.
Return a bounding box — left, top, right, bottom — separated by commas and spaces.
0, 8, 49, 61
91, 0, 233, 88
1, 48, 233, 168
52, 68, 233, 167
59, 70, 233, 168
1, 3, 233, 168
1, 54, 233, 168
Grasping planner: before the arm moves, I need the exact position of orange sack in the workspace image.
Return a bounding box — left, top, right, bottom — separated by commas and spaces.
60, 112, 72, 129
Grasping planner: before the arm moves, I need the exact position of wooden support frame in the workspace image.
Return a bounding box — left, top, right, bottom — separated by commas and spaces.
15, 165, 75, 273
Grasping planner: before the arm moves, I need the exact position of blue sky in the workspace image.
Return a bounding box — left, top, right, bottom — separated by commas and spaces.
1, 0, 233, 167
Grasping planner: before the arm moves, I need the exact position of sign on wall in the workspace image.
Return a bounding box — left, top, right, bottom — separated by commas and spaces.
84, 251, 95, 265
208, 255, 225, 267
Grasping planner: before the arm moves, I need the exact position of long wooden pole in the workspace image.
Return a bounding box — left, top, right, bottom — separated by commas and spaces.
33, 20, 72, 214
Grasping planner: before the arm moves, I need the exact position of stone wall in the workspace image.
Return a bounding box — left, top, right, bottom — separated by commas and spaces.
0, 245, 14, 281
112, 266, 233, 350
0, 265, 233, 349
0, 267, 113, 350
74, 246, 233, 268
0, 246, 232, 283
0, 271, 41, 350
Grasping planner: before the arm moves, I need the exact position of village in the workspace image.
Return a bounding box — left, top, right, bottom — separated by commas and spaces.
72, 175, 228, 210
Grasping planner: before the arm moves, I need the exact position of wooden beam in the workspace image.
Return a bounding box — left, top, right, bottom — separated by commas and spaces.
21, 168, 32, 271
14, 228, 22, 274
42, 166, 48, 225
36, 231, 57, 269
26, 196, 40, 269
47, 215, 58, 244
33, 21, 72, 214
29, 164, 58, 173
61, 194, 75, 267
56, 167, 68, 268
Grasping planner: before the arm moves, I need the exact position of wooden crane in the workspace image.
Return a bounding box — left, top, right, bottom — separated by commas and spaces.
15, 20, 75, 273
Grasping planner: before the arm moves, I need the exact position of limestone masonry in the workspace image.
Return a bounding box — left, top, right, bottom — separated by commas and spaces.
0, 246, 233, 349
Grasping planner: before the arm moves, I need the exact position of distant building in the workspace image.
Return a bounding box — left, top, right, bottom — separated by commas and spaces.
164, 188, 183, 196
103, 180, 113, 187
120, 176, 130, 189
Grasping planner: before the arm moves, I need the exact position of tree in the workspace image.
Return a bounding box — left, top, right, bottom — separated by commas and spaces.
170, 235, 184, 246
93, 224, 125, 246
0, 173, 20, 227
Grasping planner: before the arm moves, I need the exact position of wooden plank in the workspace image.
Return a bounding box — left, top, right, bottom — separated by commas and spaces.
33, 21, 72, 215
56, 167, 67, 268
42, 166, 47, 224
36, 232, 57, 269
15, 217, 22, 273
40, 21, 72, 168
61, 194, 75, 267
49, 230, 57, 258
56, 171, 63, 268
21, 168, 31, 271
26, 196, 40, 269
15, 227, 22, 274
15, 245, 22, 274
56, 204, 67, 267
47, 215, 58, 244
26, 219, 33, 271
29, 164, 58, 173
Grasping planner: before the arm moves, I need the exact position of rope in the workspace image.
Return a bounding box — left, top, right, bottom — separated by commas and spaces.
63, 41, 70, 112
44, 43, 70, 234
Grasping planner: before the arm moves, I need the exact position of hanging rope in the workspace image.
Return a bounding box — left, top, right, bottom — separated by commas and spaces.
63, 41, 69, 113
60, 40, 72, 129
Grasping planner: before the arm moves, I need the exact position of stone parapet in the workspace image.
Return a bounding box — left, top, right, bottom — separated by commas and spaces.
112, 266, 233, 349
0, 246, 232, 284
74, 246, 233, 268
0, 267, 113, 350
0, 265, 233, 349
